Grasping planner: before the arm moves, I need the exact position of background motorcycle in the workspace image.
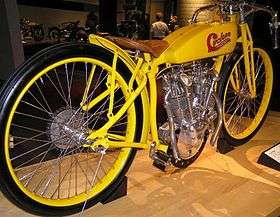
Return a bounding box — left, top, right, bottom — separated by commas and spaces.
48, 21, 88, 42
20, 18, 44, 42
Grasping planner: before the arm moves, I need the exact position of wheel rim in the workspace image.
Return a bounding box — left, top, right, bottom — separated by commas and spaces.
4, 57, 136, 207
222, 48, 273, 140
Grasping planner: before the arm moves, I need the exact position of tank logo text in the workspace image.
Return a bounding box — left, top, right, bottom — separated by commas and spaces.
207, 32, 231, 52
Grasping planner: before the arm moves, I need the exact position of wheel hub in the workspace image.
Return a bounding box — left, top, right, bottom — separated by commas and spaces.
49, 107, 89, 150
238, 88, 252, 99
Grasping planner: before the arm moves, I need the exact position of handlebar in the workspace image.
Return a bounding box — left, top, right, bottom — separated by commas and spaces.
191, 4, 218, 24
191, 1, 280, 49
243, 3, 279, 49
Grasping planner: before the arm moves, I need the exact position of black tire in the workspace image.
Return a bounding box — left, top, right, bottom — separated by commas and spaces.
217, 45, 273, 146
0, 43, 145, 216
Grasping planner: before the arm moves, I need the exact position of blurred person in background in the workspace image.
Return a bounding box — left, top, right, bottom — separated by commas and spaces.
86, 11, 99, 34
150, 12, 169, 39
168, 15, 179, 32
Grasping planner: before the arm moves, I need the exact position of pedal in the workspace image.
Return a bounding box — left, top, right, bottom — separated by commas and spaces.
149, 142, 171, 172
152, 151, 171, 172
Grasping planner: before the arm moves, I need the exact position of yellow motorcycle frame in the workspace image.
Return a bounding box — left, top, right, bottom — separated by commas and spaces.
83, 11, 267, 153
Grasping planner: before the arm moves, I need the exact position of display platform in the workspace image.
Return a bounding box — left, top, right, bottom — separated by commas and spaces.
258, 143, 280, 171
101, 176, 128, 204
0, 112, 279, 217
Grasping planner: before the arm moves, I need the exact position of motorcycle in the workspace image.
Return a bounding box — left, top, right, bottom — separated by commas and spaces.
117, 6, 147, 40
48, 21, 88, 42
117, 20, 139, 39
0, 1, 278, 216
20, 18, 44, 42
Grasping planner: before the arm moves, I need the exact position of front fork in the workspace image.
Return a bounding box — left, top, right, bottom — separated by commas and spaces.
236, 23, 256, 97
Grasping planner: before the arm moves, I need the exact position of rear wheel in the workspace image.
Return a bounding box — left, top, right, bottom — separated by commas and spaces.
0, 43, 145, 216
218, 47, 273, 145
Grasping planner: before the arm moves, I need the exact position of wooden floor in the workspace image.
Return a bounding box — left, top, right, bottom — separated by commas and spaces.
1, 112, 280, 217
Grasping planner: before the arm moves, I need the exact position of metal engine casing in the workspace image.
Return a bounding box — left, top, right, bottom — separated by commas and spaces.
158, 61, 217, 146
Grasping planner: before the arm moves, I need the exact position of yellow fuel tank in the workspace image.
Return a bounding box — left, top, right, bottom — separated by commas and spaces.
161, 21, 238, 64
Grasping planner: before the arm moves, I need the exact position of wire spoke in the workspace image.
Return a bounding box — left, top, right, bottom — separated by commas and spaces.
32, 83, 53, 114
12, 123, 47, 134
54, 68, 69, 107
226, 97, 246, 127
11, 135, 67, 161
16, 144, 58, 169
13, 132, 50, 146
45, 73, 69, 106
66, 62, 75, 108
21, 100, 53, 116
66, 70, 107, 125
15, 111, 52, 123
28, 138, 79, 196
81, 149, 106, 214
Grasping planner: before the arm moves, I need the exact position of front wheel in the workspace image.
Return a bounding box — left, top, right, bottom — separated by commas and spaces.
218, 47, 273, 146
0, 43, 145, 216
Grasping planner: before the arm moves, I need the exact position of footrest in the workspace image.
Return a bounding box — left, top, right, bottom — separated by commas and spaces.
152, 151, 171, 172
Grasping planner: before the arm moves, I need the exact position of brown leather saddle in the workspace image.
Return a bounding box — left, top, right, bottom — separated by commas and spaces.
106, 36, 169, 58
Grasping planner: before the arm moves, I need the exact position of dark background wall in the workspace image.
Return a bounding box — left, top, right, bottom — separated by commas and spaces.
0, 0, 24, 81
99, 0, 117, 34
18, 5, 89, 32
252, 0, 280, 110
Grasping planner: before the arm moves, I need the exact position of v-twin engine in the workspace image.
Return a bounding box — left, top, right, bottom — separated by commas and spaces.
158, 61, 222, 160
